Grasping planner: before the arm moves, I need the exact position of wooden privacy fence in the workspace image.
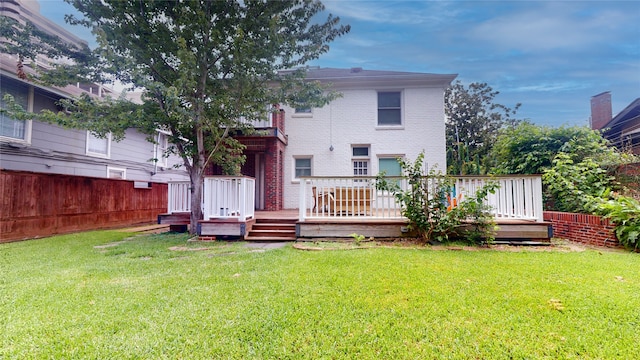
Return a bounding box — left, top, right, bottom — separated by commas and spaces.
0, 170, 167, 243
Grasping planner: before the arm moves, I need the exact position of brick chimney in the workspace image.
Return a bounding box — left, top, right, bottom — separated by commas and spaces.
590, 92, 612, 130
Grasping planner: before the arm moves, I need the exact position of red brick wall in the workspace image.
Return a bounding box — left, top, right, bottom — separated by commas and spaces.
543, 211, 620, 248
264, 141, 285, 210
272, 108, 285, 134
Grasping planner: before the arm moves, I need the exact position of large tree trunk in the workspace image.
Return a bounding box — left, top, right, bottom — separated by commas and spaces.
189, 169, 204, 235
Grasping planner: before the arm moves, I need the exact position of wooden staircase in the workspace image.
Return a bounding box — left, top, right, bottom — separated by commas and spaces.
245, 218, 297, 242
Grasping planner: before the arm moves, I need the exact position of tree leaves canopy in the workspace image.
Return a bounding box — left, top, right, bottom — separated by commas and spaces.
445, 81, 521, 175
3, 0, 349, 232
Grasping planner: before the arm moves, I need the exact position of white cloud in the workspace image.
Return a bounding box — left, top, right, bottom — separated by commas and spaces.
323, 0, 459, 26
467, 3, 632, 53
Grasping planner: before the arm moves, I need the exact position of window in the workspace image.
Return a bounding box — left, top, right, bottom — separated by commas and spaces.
379, 157, 403, 186
294, 107, 312, 114
294, 157, 312, 178
86, 131, 111, 158
377, 91, 402, 126
155, 132, 169, 167
0, 79, 31, 143
352, 146, 370, 176
379, 158, 402, 176
107, 166, 126, 179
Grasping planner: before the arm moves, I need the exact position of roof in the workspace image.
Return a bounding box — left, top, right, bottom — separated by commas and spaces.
604, 98, 640, 129
284, 67, 458, 88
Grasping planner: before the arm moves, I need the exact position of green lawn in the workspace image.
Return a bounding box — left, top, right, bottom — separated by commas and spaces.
1, 231, 639, 359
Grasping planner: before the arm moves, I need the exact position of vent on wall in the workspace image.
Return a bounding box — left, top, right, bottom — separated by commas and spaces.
134, 181, 152, 189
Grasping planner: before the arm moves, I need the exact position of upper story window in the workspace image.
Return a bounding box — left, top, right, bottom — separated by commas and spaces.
295, 107, 312, 114
0, 78, 32, 144
294, 157, 312, 179
86, 131, 111, 158
377, 91, 402, 126
352, 145, 370, 176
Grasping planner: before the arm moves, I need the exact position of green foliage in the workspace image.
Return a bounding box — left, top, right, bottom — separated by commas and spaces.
593, 195, 640, 250
3, 0, 349, 233
376, 153, 498, 244
348, 233, 366, 246
445, 81, 521, 175
490, 122, 632, 175
542, 153, 615, 213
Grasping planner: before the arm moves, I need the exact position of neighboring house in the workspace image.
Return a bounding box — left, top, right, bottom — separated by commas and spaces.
603, 98, 640, 155
590, 92, 640, 155
0, 0, 187, 183
228, 67, 457, 210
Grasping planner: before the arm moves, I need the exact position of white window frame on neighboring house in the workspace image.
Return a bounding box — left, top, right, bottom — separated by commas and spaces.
154, 131, 169, 168
107, 166, 126, 179
86, 131, 111, 158
377, 90, 403, 127
293, 156, 312, 182
352, 145, 370, 177
0, 79, 33, 144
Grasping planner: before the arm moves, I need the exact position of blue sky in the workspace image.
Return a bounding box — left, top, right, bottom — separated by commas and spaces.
39, 0, 640, 127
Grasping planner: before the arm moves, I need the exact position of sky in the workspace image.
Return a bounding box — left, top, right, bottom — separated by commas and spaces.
37, 0, 640, 127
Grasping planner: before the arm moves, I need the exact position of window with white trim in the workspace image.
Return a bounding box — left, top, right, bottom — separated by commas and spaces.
352, 146, 370, 176
379, 157, 403, 186
377, 91, 402, 126
294, 157, 312, 179
107, 166, 126, 179
155, 132, 169, 168
0, 78, 32, 143
86, 131, 111, 158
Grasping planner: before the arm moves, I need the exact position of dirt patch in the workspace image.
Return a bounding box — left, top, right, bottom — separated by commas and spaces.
168, 246, 213, 251
94, 240, 129, 249
293, 238, 605, 252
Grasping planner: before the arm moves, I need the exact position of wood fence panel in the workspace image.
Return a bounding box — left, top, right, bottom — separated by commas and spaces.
0, 170, 168, 243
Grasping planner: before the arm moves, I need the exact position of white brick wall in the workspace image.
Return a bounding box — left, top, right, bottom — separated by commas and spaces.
282, 86, 447, 209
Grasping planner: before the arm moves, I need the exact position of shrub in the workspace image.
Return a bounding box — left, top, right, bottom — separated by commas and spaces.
592, 195, 640, 251
542, 153, 615, 213
376, 152, 498, 244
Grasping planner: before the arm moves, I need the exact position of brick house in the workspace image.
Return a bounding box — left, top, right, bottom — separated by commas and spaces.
215, 67, 457, 211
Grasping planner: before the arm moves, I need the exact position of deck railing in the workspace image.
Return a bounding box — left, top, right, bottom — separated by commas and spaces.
203, 176, 255, 220
168, 177, 256, 221
168, 181, 191, 213
299, 175, 544, 222
455, 176, 544, 222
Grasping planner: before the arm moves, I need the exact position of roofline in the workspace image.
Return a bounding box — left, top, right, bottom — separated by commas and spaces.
603, 97, 640, 129
300, 70, 458, 88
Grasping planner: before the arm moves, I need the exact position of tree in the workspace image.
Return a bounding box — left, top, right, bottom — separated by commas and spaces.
445, 81, 521, 175
490, 122, 632, 175
489, 122, 638, 212
2, 0, 349, 234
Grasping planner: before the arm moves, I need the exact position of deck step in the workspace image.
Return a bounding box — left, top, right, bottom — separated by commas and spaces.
246, 218, 297, 241
244, 236, 296, 242
251, 223, 296, 231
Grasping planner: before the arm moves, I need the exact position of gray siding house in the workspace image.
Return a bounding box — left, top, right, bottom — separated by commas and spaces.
0, 0, 187, 183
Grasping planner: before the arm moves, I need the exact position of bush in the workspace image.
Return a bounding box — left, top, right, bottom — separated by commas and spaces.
376, 152, 498, 244
592, 195, 640, 251
542, 153, 615, 213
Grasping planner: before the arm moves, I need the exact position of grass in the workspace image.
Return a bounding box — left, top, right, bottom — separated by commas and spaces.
1, 231, 639, 359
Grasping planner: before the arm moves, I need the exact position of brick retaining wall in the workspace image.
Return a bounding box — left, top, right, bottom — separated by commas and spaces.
543, 211, 620, 248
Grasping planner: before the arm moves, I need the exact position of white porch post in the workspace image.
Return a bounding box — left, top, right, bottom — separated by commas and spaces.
299, 179, 308, 222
